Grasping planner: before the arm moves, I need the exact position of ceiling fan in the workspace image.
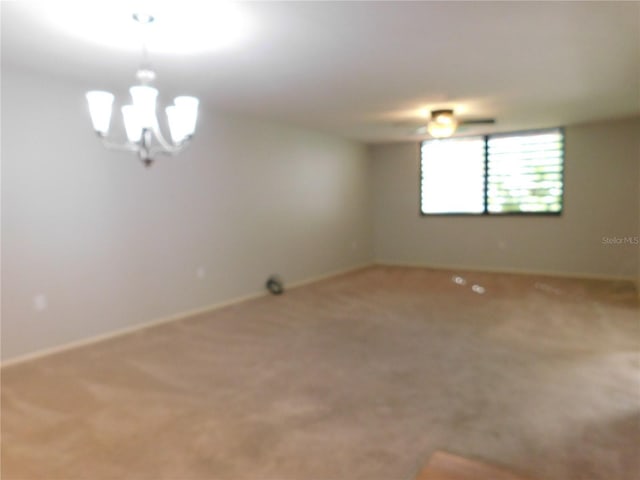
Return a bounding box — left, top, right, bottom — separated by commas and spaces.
397, 109, 496, 138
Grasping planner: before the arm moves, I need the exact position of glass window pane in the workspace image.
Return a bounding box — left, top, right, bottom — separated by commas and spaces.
487, 129, 563, 214
421, 137, 485, 214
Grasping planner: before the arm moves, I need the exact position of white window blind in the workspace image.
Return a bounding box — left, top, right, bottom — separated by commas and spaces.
487, 130, 563, 213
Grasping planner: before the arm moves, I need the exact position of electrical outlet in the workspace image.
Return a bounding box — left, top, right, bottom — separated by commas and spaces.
33, 294, 47, 312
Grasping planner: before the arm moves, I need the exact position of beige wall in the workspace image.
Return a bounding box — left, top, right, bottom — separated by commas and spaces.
1, 68, 373, 361
371, 118, 640, 280
3, 65, 638, 363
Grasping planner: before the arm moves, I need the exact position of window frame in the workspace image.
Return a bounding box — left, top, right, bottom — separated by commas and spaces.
419, 127, 565, 217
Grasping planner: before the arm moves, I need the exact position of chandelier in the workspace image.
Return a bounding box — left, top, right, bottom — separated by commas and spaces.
85, 13, 199, 167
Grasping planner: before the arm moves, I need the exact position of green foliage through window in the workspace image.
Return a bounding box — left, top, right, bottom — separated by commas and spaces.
420, 129, 564, 215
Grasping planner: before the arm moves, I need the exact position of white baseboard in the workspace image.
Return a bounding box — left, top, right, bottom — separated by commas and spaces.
3, 260, 630, 368
1, 262, 373, 369
0, 291, 267, 369
374, 260, 638, 283
286, 262, 372, 289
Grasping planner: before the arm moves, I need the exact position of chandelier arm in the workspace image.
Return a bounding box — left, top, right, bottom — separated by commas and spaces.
149, 147, 178, 158
148, 138, 192, 158
97, 134, 140, 153
150, 121, 183, 152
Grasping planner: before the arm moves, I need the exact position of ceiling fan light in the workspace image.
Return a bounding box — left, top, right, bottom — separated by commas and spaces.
427, 120, 457, 138
434, 113, 454, 125
431, 109, 455, 124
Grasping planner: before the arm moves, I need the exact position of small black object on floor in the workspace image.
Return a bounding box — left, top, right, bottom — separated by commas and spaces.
266, 275, 284, 295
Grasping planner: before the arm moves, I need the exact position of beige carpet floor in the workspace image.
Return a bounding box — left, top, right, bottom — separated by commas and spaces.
2, 266, 639, 480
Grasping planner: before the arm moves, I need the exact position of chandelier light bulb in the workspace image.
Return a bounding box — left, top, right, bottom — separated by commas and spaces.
166, 96, 199, 143
129, 86, 159, 129
122, 105, 143, 142
86, 91, 114, 135
175, 96, 199, 137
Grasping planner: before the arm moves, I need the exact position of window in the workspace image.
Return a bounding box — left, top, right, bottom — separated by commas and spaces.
420, 128, 563, 215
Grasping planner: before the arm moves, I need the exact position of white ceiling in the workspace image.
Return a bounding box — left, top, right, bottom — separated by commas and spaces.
2, 1, 639, 143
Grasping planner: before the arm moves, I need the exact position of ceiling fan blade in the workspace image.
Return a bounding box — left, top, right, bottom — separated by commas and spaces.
393, 120, 429, 128
458, 118, 496, 126
394, 118, 495, 128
